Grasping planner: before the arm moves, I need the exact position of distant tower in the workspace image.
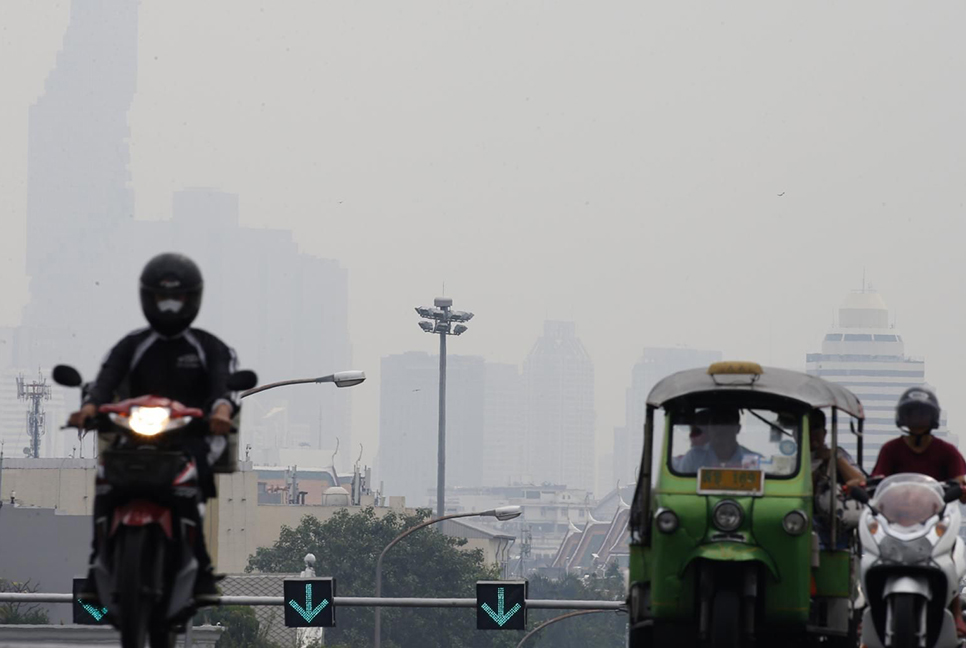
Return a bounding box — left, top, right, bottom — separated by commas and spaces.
19, 0, 140, 368
524, 321, 596, 491
17, 373, 51, 459
806, 290, 951, 463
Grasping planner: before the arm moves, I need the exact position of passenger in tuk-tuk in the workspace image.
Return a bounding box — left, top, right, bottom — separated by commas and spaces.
871, 387, 966, 637
809, 409, 865, 549
675, 408, 761, 472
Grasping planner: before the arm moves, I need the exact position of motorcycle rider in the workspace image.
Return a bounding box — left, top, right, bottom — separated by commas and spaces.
68, 253, 238, 596
871, 386, 966, 637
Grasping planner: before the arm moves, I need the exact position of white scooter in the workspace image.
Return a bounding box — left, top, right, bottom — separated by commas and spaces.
851, 473, 965, 648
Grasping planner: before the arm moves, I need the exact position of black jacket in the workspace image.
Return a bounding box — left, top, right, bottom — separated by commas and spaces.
86, 327, 238, 415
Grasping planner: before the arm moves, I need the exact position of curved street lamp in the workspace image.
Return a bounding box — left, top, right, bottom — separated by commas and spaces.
240, 371, 366, 399
374, 506, 521, 648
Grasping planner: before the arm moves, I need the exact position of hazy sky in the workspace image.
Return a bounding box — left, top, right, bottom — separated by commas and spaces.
2, 1, 966, 465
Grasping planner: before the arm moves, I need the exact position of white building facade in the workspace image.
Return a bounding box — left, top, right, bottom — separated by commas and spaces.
805, 290, 951, 467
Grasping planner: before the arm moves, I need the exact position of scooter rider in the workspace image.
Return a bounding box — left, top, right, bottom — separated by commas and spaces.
871, 386, 966, 637
68, 253, 238, 596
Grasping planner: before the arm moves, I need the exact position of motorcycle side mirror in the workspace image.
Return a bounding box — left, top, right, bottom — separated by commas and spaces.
227, 370, 258, 392
52, 365, 83, 388
944, 482, 963, 503
850, 486, 871, 505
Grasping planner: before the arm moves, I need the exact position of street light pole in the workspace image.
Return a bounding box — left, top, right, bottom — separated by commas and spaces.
373, 506, 521, 648
416, 297, 472, 518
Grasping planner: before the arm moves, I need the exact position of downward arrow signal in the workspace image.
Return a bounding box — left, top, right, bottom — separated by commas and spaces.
481, 587, 521, 627
78, 600, 109, 622
287, 584, 329, 623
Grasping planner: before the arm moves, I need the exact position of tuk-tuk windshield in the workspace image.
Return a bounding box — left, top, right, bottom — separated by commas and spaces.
669, 407, 800, 477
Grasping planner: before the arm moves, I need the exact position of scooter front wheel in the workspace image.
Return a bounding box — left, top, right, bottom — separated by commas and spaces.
889, 593, 922, 648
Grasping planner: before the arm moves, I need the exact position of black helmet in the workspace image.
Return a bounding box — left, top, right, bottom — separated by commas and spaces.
139, 253, 203, 337
895, 386, 941, 431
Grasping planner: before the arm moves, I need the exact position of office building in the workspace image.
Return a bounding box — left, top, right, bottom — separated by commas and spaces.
806, 290, 951, 465
523, 321, 596, 492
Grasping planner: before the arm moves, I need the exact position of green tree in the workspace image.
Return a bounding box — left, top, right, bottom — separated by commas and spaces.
0, 579, 50, 625
246, 507, 518, 648
524, 563, 626, 647
196, 606, 280, 648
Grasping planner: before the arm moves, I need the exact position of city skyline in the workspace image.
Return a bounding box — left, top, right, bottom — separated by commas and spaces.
3, 1, 966, 472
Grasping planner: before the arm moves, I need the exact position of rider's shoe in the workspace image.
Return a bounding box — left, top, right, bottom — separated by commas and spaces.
193, 569, 224, 597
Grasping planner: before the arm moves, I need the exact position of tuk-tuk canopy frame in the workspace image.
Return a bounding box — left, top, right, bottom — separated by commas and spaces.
646, 365, 865, 421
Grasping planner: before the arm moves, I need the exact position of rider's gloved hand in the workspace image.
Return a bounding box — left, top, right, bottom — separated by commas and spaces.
68, 403, 98, 429
209, 402, 232, 436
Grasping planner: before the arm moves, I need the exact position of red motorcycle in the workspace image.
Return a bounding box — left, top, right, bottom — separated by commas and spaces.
54, 364, 256, 648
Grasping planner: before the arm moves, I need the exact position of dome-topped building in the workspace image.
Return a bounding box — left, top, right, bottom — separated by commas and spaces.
806, 290, 951, 466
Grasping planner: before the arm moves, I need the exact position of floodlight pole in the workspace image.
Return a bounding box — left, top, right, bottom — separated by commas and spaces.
415, 297, 472, 519
437, 328, 447, 520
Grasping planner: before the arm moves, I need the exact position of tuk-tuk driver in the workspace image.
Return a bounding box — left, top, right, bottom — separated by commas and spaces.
676, 408, 760, 472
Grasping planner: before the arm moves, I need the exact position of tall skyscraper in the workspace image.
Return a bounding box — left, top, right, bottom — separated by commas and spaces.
612, 347, 722, 488
806, 290, 951, 466
163, 189, 352, 459
523, 321, 595, 492
482, 363, 526, 487
21, 0, 140, 367
377, 352, 486, 506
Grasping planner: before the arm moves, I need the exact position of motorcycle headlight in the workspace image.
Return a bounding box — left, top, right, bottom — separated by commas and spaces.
128, 406, 171, 436
656, 509, 679, 534
712, 500, 743, 532
782, 510, 808, 536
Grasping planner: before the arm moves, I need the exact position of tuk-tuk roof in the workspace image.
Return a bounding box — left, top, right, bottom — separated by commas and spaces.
646, 364, 865, 419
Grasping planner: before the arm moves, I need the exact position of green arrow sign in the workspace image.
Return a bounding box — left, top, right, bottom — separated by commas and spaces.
476, 580, 527, 630
283, 578, 335, 627
287, 583, 329, 623
78, 600, 109, 622
481, 587, 521, 627
72, 578, 109, 625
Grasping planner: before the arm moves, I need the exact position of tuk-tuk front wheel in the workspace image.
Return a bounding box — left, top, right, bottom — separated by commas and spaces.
711, 590, 741, 648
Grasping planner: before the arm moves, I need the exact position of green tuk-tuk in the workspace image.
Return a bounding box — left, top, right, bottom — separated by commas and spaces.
627, 361, 866, 647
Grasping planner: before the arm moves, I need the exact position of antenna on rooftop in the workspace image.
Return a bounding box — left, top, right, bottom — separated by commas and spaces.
17, 371, 51, 459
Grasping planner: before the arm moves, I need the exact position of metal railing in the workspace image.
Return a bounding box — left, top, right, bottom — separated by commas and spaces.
0, 592, 625, 611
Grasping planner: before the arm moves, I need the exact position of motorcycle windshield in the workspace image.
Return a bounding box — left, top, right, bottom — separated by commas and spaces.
874, 481, 944, 528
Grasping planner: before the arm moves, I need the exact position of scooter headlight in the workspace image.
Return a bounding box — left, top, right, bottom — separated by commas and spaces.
782, 510, 808, 536
712, 500, 743, 532
128, 406, 171, 436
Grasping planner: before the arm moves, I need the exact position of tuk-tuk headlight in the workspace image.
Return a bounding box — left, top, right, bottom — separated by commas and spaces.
656, 509, 679, 534
712, 501, 743, 532
782, 510, 808, 536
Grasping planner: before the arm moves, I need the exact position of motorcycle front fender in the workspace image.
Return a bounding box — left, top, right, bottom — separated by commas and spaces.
884, 575, 933, 601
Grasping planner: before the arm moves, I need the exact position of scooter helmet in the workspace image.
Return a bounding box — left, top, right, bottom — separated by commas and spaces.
139, 253, 203, 337
895, 386, 941, 432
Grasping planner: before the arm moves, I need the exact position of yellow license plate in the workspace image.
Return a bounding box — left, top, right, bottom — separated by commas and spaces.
697, 468, 764, 496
